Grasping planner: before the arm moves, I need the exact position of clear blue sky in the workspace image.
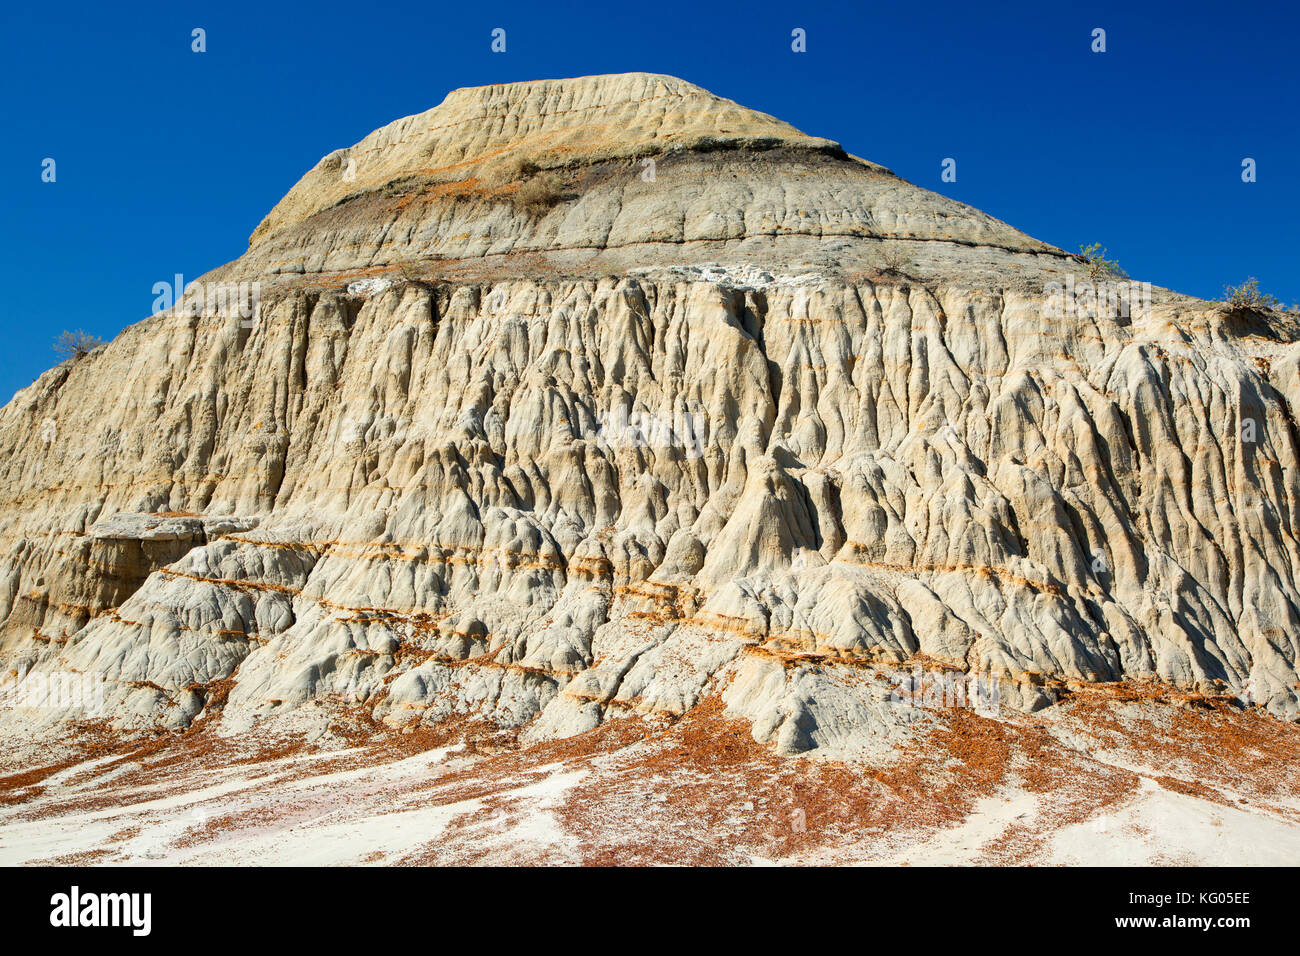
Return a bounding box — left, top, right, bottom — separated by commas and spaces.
2, 0, 1296, 401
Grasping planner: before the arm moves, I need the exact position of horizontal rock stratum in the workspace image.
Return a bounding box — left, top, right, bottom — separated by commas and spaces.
3, 72, 1300, 759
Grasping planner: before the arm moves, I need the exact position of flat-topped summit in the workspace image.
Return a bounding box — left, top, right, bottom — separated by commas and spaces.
249, 72, 842, 247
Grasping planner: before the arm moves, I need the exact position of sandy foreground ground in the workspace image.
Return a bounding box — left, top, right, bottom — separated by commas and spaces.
2, 687, 1299, 866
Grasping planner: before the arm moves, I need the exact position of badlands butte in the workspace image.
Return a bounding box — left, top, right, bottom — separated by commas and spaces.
2, 74, 1300, 863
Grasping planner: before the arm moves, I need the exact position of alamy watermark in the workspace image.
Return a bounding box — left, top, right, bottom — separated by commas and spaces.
889, 665, 1001, 715
152, 274, 261, 328
1043, 276, 1152, 321
50, 886, 151, 936
1, 669, 106, 714
593, 405, 710, 458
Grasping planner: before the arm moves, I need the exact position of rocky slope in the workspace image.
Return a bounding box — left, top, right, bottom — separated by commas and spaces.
2, 73, 1299, 757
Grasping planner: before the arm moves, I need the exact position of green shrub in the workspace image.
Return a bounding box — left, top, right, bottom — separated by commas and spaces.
1078, 243, 1127, 281
1223, 277, 1282, 310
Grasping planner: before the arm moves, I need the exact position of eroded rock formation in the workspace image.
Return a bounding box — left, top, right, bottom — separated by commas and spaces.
3, 73, 1299, 755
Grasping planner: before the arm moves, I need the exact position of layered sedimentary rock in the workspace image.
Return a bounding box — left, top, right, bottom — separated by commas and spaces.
2, 73, 1299, 754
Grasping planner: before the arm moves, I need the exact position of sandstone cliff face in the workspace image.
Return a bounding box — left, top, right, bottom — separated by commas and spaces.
2, 73, 1299, 754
